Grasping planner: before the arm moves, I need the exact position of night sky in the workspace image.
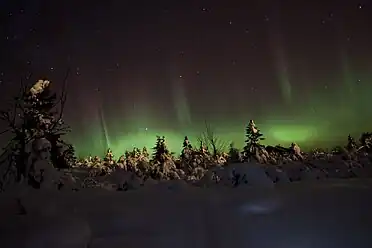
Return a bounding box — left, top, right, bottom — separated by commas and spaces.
1, 0, 371, 156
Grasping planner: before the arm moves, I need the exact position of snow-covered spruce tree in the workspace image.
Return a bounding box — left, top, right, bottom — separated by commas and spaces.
152, 136, 171, 164
142, 146, 149, 159
104, 148, 114, 164
26, 79, 73, 168
183, 136, 192, 149
136, 146, 151, 173
150, 136, 179, 179
0, 78, 72, 189
243, 120, 265, 161
123, 147, 140, 172
181, 136, 193, 159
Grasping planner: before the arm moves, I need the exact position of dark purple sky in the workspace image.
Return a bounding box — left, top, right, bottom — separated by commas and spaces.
1, 0, 372, 153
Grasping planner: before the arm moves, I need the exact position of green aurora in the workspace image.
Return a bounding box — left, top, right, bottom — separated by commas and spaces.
65, 28, 371, 158
67, 73, 372, 158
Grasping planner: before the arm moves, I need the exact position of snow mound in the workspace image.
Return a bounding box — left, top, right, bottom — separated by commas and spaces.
277, 161, 328, 182
101, 169, 143, 190
198, 162, 274, 188
1, 179, 372, 247
225, 162, 275, 187
264, 166, 290, 184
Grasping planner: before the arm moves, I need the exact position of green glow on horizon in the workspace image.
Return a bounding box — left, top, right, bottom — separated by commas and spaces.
65, 47, 372, 158
67, 74, 372, 158
67, 116, 351, 158
268, 125, 318, 144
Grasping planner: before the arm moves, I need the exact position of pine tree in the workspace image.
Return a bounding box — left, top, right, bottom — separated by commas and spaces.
181, 136, 193, 159
27, 80, 71, 169
243, 120, 265, 160
0, 78, 72, 186
183, 136, 192, 149
152, 136, 170, 163
142, 146, 149, 158
104, 148, 114, 163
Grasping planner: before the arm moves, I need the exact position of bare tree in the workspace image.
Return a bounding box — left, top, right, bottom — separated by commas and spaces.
198, 121, 226, 157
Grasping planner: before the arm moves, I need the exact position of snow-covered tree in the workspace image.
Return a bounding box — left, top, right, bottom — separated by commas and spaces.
152, 136, 171, 164
181, 136, 193, 160
104, 148, 114, 164
346, 134, 357, 152
243, 120, 265, 160
142, 146, 149, 160
183, 136, 192, 149
0, 77, 72, 189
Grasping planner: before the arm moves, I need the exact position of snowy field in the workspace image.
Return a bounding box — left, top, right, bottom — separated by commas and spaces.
1, 177, 372, 248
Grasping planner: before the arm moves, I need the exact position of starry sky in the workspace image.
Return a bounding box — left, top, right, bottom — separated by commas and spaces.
1, 0, 371, 156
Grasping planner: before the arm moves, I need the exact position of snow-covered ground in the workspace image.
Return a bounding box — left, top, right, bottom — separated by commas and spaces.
1, 177, 372, 248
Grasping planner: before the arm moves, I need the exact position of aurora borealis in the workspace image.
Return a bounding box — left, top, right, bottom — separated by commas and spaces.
1, 1, 371, 157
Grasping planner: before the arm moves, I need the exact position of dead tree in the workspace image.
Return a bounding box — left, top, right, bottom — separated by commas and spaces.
198, 121, 226, 158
